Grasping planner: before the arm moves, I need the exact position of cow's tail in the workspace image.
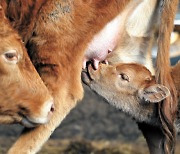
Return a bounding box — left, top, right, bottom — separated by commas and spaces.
156, 0, 179, 153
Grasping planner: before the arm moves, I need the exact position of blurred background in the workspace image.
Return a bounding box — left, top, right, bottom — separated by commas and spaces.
0, 9, 180, 154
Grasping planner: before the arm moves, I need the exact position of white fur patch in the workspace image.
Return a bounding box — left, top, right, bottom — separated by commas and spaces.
126, 0, 157, 37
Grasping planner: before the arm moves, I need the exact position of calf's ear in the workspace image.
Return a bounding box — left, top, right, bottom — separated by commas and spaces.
138, 84, 170, 103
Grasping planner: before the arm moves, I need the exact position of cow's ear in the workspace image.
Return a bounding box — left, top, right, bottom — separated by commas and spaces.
0, 5, 3, 17
126, 0, 157, 37
138, 84, 170, 103
0, 6, 5, 20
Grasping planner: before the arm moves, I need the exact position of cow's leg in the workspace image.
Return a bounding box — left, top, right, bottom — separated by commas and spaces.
138, 122, 164, 154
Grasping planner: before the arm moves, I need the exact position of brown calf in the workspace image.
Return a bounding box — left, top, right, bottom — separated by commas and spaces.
0, 6, 54, 128
82, 62, 180, 153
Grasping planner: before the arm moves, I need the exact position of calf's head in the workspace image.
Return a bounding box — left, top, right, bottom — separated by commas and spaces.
82, 63, 170, 123
0, 7, 54, 127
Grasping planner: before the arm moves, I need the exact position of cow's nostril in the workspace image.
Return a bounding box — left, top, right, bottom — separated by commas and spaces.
45, 98, 54, 114
50, 104, 55, 112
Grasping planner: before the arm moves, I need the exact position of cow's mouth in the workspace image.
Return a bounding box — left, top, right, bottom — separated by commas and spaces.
0, 113, 47, 128
21, 117, 40, 128
21, 114, 49, 128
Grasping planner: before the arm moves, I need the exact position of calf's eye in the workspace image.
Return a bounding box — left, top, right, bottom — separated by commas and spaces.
119, 73, 129, 82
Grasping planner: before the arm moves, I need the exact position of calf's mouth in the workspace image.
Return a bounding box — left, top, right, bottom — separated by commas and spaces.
81, 63, 97, 85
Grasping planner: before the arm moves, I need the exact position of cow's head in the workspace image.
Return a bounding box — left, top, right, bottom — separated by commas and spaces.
0, 6, 54, 127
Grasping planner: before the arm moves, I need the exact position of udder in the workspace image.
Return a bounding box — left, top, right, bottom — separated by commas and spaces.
83, 14, 122, 69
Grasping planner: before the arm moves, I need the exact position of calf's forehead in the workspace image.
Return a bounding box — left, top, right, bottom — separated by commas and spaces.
116, 64, 151, 77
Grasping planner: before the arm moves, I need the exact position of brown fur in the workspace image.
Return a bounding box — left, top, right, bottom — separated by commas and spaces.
2, 0, 133, 153
0, 5, 54, 127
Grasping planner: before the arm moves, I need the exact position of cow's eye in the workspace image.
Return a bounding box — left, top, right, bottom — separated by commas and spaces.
119, 73, 129, 82
2, 50, 19, 64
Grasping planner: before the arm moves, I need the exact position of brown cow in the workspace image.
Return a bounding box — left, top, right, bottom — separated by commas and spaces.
0, 6, 54, 128
3, 1, 133, 153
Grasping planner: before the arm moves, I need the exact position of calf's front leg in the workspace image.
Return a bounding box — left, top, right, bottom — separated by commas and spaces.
138, 122, 164, 154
